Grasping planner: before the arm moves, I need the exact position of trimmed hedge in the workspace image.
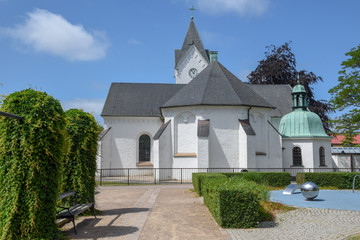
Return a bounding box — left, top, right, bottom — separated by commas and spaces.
192, 173, 225, 196
223, 172, 291, 187
193, 172, 291, 196
296, 172, 360, 189
0, 89, 65, 239
202, 177, 264, 228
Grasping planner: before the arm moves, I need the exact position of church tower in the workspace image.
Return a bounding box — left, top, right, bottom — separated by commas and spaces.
175, 17, 216, 84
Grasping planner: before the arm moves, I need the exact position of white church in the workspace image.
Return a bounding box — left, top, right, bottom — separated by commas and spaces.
99, 18, 332, 176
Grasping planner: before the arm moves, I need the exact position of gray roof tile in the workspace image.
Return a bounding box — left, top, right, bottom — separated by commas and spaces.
101, 83, 184, 117
247, 84, 293, 117
163, 61, 274, 109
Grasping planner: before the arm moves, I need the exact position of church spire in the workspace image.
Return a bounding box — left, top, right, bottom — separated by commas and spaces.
175, 17, 209, 68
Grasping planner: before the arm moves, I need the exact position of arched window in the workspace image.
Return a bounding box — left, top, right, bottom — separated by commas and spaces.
292, 147, 302, 166
319, 147, 325, 166
139, 134, 150, 162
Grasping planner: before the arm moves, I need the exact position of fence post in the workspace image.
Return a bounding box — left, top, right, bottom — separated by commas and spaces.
181, 168, 183, 184
100, 169, 102, 186
127, 169, 130, 185
154, 169, 157, 185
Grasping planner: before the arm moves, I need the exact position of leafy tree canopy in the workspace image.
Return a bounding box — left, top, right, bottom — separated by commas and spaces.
247, 42, 333, 131
329, 44, 360, 146
0, 89, 65, 239
62, 109, 102, 204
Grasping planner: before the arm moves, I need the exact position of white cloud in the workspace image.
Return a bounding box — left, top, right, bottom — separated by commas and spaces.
62, 98, 104, 117
127, 38, 143, 45
2, 9, 108, 61
197, 0, 269, 16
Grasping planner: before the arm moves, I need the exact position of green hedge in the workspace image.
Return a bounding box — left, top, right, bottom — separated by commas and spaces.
223, 172, 291, 187
193, 172, 291, 196
61, 109, 101, 203
192, 173, 225, 196
0, 89, 65, 239
296, 172, 360, 189
193, 171, 291, 228
202, 176, 266, 228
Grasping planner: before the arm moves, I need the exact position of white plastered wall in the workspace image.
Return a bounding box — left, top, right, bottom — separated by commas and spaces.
101, 116, 163, 169
282, 138, 332, 169
312, 139, 332, 168
267, 123, 283, 168
162, 105, 278, 169
332, 155, 360, 168
250, 109, 276, 168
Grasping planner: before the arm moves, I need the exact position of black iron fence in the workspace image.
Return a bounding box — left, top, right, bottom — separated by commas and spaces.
96, 168, 360, 186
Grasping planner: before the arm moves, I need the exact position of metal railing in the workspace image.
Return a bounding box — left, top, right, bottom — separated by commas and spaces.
96, 168, 360, 186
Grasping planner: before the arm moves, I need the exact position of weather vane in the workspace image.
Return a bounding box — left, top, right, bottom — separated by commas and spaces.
189, 5, 197, 19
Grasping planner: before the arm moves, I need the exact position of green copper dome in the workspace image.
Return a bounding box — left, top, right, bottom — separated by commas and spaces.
279, 109, 329, 138
292, 84, 306, 93
279, 82, 329, 138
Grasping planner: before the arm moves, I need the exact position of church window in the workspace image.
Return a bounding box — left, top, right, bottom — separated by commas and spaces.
292, 147, 302, 166
139, 134, 151, 162
319, 147, 325, 166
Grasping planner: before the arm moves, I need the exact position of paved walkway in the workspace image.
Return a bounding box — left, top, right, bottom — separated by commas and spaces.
62, 185, 360, 240
62, 185, 228, 240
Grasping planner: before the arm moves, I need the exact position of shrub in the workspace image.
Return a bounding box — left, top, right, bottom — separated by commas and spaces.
296, 172, 360, 189
0, 89, 65, 239
192, 172, 225, 196
61, 109, 101, 203
223, 172, 291, 187
202, 177, 263, 228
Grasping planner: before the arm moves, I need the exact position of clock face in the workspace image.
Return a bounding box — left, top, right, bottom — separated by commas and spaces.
189, 68, 198, 78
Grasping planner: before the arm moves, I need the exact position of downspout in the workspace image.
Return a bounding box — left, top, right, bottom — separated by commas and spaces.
247, 106, 252, 120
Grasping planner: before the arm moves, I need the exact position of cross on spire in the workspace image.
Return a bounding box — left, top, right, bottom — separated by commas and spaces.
189, 5, 197, 19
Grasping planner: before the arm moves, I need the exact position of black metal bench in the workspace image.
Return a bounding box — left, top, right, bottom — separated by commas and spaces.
56, 190, 96, 234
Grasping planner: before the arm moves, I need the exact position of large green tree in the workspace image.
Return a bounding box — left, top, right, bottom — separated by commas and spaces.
61, 109, 101, 203
0, 89, 65, 240
329, 44, 360, 146
247, 42, 333, 131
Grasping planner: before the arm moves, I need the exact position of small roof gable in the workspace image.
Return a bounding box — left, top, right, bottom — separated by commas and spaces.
247, 84, 293, 117
175, 19, 209, 67
163, 61, 274, 109
101, 83, 184, 117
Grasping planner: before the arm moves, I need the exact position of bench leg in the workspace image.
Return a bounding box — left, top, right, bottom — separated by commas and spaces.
71, 216, 77, 234
92, 204, 97, 219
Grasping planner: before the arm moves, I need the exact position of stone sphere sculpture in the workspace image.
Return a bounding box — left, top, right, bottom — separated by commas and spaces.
301, 182, 319, 200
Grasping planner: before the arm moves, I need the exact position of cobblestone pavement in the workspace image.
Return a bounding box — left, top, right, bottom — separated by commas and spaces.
225, 208, 360, 240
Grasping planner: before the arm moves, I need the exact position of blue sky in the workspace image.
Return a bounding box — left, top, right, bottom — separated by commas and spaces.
0, 0, 359, 125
